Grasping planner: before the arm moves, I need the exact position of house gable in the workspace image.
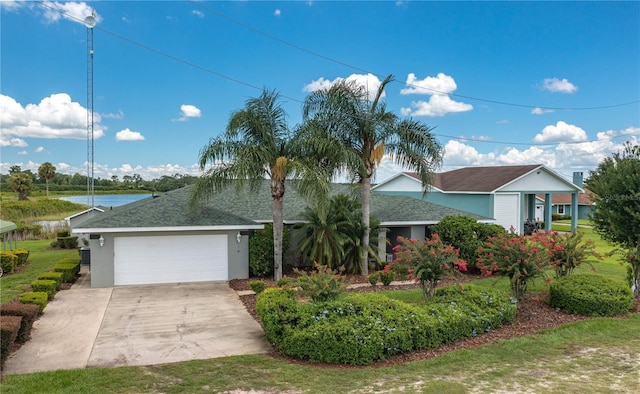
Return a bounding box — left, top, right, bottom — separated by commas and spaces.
499, 166, 581, 193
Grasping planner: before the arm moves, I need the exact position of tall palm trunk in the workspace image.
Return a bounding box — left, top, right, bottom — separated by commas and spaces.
360, 175, 371, 275
271, 179, 285, 281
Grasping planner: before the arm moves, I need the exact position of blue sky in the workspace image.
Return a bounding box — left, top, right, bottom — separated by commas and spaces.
1, 1, 639, 183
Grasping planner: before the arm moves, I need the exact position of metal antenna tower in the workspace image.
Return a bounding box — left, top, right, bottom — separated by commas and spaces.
85, 12, 96, 207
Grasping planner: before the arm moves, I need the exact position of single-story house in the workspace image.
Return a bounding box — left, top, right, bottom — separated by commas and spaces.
65, 207, 105, 245
373, 164, 584, 234
71, 181, 490, 288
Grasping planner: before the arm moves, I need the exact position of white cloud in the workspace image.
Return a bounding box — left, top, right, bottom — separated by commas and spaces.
35, 146, 45, 153
115, 128, 145, 141
174, 104, 202, 121
41, 1, 100, 27
274, 9, 281, 16
17, 150, 28, 155
399, 73, 472, 117
0, 1, 22, 12
533, 121, 588, 143
303, 73, 384, 101
531, 107, 554, 115
400, 73, 457, 95
541, 77, 578, 94
192, 10, 204, 18
0, 93, 105, 146
102, 110, 124, 119
400, 95, 473, 117
0, 137, 28, 148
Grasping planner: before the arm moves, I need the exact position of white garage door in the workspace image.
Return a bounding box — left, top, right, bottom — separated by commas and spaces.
114, 234, 228, 286
494, 194, 520, 232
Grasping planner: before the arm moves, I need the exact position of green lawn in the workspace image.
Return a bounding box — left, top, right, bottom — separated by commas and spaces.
1, 240, 79, 303
2, 314, 638, 393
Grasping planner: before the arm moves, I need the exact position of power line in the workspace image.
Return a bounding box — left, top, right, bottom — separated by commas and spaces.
189, 0, 640, 111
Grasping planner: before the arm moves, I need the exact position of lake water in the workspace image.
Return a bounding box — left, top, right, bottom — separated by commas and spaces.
59, 194, 152, 207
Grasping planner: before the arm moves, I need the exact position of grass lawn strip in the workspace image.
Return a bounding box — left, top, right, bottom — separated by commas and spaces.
2, 315, 638, 393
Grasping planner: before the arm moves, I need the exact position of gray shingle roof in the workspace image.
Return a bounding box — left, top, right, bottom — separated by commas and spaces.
75, 180, 490, 230
407, 165, 542, 192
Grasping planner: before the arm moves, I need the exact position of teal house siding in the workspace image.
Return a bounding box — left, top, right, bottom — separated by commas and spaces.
374, 191, 493, 218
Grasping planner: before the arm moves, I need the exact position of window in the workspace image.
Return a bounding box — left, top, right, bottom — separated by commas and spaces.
558, 205, 564, 214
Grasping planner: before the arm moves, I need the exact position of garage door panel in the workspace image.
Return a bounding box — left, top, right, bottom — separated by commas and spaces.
494, 194, 520, 232
114, 234, 228, 286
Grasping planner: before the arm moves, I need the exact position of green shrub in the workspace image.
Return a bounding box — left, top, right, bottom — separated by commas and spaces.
249, 280, 266, 294
0, 303, 40, 343
426, 285, 517, 344
249, 224, 290, 277
552, 213, 571, 221
54, 262, 80, 282
276, 276, 294, 288
430, 216, 506, 269
0, 251, 17, 275
295, 263, 346, 303
368, 272, 379, 286
56, 230, 70, 238
1, 315, 22, 369
13, 248, 29, 265
31, 279, 58, 300
256, 284, 516, 365
549, 274, 633, 316
37, 272, 63, 289
255, 287, 300, 347
379, 270, 395, 286
56, 236, 78, 249
19, 292, 48, 313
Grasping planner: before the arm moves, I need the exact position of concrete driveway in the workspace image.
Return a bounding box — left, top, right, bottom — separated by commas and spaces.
3, 270, 270, 375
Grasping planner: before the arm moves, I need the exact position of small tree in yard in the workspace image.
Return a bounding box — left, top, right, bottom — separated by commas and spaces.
387, 235, 467, 300
539, 231, 602, 278
477, 229, 550, 301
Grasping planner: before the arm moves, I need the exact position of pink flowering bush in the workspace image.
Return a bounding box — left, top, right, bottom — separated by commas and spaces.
538, 231, 602, 278
386, 235, 467, 300
476, 229, 549, 301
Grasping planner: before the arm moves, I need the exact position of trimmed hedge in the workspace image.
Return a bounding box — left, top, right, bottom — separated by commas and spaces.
13, 248, 30, 265
54, 260, 80, 283
1, 251, 18, 275
19, 292, 49, 313
31, 279, 58, 300
37, 272, 64, 289
1, 315, 22, 369
549, 274, 633, 316
56, 236, 79, 249
256, 285, 516, 365
0, 303, 39, 343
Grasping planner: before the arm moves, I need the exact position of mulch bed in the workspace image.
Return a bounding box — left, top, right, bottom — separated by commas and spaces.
229, 275, 640, 368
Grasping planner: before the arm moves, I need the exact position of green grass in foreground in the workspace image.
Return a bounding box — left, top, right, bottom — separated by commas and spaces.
0, 240, 79, 303
2, 314, 638, 393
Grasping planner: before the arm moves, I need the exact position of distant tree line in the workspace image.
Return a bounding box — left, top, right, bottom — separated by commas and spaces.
1, 164, 198, 200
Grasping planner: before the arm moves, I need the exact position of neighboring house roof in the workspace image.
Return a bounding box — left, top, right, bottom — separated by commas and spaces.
392, 164, 580, 193
1, 220, 17, 234
73, 180, 491, 233
430, 165, 541, 192
537, 188, 597, 206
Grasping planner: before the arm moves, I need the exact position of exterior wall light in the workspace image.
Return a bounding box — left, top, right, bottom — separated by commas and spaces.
99, 235, 105, 247
236, 232, 242, 243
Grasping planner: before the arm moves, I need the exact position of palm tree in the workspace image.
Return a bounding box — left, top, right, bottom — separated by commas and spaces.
38, 162, 56, 198
302, 74, 443, 275
296, 193, 384, 274
190, 88, 329, 281
8, 172, 33, 200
